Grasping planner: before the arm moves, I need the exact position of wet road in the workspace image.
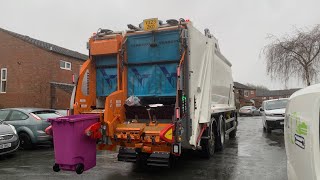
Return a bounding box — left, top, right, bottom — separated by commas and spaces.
0, 116, 287, 180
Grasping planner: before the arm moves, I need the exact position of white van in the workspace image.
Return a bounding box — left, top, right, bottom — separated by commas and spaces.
261, 98, 289, 133
285, 84, 320, 180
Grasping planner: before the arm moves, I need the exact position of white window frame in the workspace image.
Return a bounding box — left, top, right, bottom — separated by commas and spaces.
1, 68, 7, 93
60, 60, 72, 70
250, 90, 254, 95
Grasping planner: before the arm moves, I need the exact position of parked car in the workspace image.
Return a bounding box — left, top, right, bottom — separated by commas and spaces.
55, 109, 68, 116
253, 107, 262, 116
261, 98, 288, 133
0, 115, 20, 155
239, 106, 256, 116
0, 108, 62, 149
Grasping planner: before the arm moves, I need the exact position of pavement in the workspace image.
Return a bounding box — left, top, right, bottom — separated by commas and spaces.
0, 116, 287, 180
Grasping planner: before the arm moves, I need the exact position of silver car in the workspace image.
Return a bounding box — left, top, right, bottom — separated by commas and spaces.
0, 108, 62, 149
0, 118, 19, 155
239, 106, 256, 116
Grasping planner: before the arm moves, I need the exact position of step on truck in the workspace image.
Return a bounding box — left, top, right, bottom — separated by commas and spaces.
71, 18, 238, 167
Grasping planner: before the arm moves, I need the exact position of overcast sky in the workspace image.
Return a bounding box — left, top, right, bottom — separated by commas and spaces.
1, 0, 320, 90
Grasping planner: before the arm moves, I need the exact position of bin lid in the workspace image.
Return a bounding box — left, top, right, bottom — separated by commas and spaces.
48, 114, 99, 123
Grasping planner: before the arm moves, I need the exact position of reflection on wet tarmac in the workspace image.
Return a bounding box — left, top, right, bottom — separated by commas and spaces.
0, 116, 287, 180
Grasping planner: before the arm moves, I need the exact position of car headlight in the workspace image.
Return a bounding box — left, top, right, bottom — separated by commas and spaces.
9, 124, 17, 134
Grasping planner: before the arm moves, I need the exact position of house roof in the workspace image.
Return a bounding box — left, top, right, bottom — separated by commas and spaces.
234, 82, 255, 90
0, 27, 88, 61
256, 88, 301, 97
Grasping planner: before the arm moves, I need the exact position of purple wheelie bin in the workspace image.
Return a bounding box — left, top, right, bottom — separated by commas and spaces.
48, 114, 99, 174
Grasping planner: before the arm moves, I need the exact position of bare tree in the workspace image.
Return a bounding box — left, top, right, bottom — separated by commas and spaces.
263, 25, 320, 86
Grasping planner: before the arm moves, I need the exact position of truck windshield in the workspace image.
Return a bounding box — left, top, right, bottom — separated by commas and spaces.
265, 99, 288, 110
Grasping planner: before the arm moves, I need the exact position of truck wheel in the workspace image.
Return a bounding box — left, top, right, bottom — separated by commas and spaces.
200, 134, 215, 159
229, 121, 237, 139
215, 116, 225, 151
19, 132, 33, 150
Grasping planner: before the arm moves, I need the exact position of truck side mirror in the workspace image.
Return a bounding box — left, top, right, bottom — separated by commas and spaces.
260, 108, 264, 112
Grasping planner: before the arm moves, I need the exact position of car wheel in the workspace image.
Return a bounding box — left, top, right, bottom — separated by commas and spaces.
19, 133, 33, 150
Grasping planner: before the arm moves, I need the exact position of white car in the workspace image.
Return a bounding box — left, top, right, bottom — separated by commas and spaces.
261, 98, 288, 133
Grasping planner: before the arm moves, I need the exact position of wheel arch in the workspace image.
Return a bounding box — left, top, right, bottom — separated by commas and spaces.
17, 127, 36, 143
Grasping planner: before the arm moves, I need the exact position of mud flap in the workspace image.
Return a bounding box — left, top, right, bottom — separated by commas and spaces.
147, 152, 171, 167
117, 147, 137, 162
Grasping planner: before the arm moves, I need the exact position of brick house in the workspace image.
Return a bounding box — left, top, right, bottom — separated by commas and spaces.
234, 82, 256, 108
0, 28, 87, 109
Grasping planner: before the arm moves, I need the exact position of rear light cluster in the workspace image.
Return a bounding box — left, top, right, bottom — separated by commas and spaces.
30, 113, 41, 120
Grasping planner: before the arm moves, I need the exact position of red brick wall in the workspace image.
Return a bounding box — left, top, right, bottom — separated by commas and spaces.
52, 88, 72, 109
234, 88, 257, 107
0, 31, 84, 109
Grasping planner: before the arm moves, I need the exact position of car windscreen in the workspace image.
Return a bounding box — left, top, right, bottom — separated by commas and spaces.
32, 111, 61, 120
265, 100, 288, 110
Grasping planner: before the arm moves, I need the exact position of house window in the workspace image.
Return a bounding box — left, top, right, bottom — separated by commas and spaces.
244, 90, 249, 97
251, 90, 254, 95
0, 68, 7, 93
60, 60, 71, 70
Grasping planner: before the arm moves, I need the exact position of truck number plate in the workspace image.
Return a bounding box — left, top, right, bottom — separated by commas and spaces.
0, 143, 11, 150
143, 18, 159, 31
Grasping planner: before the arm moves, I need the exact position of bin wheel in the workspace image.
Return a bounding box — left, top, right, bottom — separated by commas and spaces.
53, 163, 60, 172
76, 163, 84, 174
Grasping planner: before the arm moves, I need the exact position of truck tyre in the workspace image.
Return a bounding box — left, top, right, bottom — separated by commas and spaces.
229, 120, 237, 139
200, 133, 215, 159
215, 116, 225, 151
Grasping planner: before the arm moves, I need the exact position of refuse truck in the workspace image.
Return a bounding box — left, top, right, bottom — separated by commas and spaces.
285, 84, 320, 180
70, 18, 237, 167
